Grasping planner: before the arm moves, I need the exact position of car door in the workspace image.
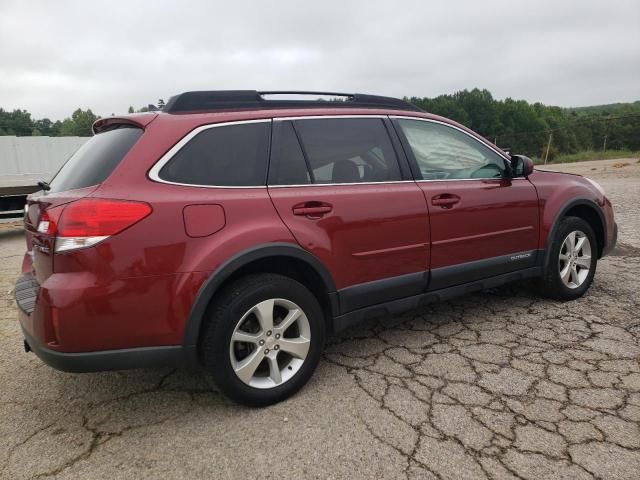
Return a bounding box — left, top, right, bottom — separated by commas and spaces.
392, 116, 540, 290
268, 116, 430, 313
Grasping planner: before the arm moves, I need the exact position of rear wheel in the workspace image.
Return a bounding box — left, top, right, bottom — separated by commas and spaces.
539, 216, 597, 300
200, 274, 325, 407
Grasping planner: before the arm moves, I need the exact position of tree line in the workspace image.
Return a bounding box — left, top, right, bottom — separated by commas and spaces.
1, 90, 639, 159
407, 89, 640, 160
0, 100, 164, 137
0, 108, 99, 137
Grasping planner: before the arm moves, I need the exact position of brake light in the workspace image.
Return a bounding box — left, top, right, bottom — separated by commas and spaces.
53, 198, 152, 253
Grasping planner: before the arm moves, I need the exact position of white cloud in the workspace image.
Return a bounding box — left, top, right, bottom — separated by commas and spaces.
0, 0, 638, 119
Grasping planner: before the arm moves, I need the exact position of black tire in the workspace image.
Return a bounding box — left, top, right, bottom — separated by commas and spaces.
538, 216, 597, 300
200, 273, 325, 407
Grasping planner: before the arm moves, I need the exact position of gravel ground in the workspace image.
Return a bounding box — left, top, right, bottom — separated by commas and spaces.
1, 158, 638, 479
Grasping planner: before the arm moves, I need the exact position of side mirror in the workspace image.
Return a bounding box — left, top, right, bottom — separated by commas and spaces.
510, 155, 534, 178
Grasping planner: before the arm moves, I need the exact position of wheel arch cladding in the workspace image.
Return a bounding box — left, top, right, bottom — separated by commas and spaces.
546, 199, 605, 262
182, 243, 338, 354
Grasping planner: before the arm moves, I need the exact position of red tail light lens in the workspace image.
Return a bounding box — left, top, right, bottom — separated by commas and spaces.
37, 209, 61, 235
57, 199, 152, 237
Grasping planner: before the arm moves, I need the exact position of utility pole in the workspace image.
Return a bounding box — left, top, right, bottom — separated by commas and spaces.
544, 133, 553, 165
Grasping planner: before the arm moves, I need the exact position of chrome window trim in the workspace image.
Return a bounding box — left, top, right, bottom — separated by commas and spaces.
269, 180, 416, 188
414, 177, 528, 183
274, 114, 387, 121
148, 119, 272, 189
148, 114, 520, 189
269, 178, 527, 187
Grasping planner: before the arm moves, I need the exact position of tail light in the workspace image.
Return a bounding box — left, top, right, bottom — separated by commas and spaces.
37, 209, 59, 235
38, 199, 152, 253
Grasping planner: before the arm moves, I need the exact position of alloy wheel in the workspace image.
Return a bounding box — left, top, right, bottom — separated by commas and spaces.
229, 298, 311, 389
558, 230, 592, 289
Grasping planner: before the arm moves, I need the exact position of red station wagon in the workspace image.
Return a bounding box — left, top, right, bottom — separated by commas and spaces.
15, 91, 617, 406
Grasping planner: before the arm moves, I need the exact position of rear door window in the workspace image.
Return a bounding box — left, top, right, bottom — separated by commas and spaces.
158, 121, 271, 186
269, 118, 402, 185
48, 125, 143, 192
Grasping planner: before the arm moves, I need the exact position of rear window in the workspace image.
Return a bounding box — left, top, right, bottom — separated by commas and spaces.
48, 126, 142, 193
158, 121, 271, 186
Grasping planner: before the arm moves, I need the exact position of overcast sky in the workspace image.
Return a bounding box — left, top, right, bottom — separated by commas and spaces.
1, 0, 638, 120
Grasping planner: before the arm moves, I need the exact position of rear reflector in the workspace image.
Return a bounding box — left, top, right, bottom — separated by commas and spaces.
49, 198, 151, 253
50, 306, 61, 345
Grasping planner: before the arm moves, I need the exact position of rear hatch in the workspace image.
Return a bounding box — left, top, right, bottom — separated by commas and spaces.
24, 125, 144, 285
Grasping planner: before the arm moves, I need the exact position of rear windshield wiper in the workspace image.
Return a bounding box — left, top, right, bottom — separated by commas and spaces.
37, 181, 51, 191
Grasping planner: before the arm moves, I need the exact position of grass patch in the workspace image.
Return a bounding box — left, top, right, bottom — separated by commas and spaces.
533, 150, 640, 165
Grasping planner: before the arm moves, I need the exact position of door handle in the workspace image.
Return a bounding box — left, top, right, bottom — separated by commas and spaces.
292, 202, 333, 218
431, 194, 460, 208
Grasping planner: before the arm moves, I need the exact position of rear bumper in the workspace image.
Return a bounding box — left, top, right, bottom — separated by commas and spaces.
20, 326, 188, 373
15, 271, 197, 372
15, 269, 200, 353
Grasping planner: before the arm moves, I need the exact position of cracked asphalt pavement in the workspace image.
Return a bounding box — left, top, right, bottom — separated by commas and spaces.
1, 158, 639, 479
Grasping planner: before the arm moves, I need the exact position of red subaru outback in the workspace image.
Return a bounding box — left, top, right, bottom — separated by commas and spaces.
16, 91, 617, 406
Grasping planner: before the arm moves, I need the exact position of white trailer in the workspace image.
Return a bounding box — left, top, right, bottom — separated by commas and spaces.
0, 136, 89, 217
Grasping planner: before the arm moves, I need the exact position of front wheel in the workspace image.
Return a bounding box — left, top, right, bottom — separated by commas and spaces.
538, 216, 597, 300
200, 274, 325, 407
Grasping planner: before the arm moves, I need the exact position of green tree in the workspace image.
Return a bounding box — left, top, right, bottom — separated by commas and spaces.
33, 118, 57, 136
0, 108, 34, 136
58, 108, 98, 136
408, 89, 640, 157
